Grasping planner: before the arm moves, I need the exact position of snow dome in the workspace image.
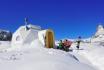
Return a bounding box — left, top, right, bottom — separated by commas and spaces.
11, 24, 55, 48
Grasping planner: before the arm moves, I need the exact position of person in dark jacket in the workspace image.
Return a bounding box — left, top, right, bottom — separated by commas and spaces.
76, 36, 81, 50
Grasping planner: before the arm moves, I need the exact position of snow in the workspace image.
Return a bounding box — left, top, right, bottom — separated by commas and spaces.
0, 40, 98, 70
0, 41, 11, 50
95, 25, 104, 36
55, 39, 104, 70
76, 43, 104, 70
11, 25, 40, 47
91, 25, 104, 42
0, 40, 102, 70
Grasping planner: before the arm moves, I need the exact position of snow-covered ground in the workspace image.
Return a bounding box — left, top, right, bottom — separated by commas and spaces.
75, 43, 104, 70
0, 40, 104, 70
0, 41, 11, 50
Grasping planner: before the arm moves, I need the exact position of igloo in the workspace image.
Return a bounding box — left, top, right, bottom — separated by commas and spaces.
11, 24, 55, 48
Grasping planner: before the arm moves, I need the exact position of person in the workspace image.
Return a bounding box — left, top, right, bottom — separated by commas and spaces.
57, 40, 64, 50
63, 39, 72, 52
76, 36, 81, 50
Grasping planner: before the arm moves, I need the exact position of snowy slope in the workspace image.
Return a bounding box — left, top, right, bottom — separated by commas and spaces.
76, 43, 104, 70
56, 38, 104, 70
0, 41, 11, 50
0, 41, 96, 70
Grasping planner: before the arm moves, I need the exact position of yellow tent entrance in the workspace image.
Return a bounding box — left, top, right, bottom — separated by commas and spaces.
45, 29, 55, 48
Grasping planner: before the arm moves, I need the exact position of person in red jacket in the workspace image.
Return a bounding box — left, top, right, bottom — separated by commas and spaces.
63, 39, 72, 52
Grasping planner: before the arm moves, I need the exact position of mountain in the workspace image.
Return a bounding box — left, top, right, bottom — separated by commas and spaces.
0, 29, 12, 41
91, 25, 104, 43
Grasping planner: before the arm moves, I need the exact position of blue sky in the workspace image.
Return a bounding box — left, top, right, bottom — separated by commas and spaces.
0, 0, 104, 40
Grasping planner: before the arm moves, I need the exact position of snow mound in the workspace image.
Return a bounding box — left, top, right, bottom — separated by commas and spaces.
0, 41, 96, 70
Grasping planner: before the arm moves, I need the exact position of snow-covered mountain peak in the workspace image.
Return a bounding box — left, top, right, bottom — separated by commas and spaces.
91, 25, 104, 43
95, 25, 104, 36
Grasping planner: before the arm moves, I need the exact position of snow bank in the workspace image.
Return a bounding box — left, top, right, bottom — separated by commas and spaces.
0, 40, 96, 70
